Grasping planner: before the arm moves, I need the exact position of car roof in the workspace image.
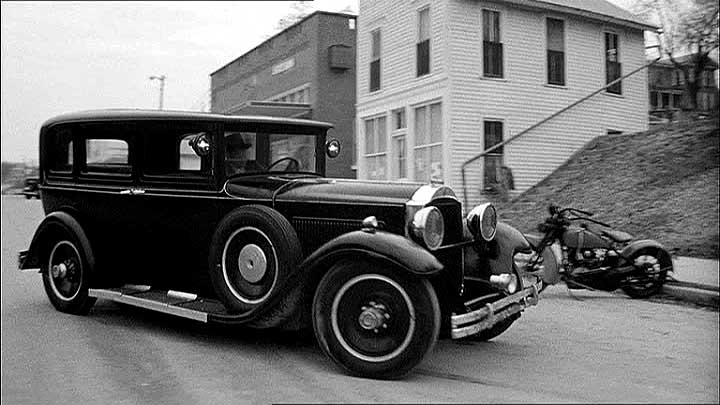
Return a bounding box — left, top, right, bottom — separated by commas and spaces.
40, 109, 334, 130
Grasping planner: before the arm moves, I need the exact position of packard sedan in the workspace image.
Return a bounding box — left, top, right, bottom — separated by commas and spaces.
19, 109, 541, 379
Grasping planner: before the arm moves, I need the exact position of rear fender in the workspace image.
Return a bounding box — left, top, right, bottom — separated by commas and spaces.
620, 239, 673, 267
19, 211, 94, 272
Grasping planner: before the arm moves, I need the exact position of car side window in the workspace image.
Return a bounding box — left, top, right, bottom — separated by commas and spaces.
142, 122, 214, 178
84, 138, 131, 174
225, 132, 259, 176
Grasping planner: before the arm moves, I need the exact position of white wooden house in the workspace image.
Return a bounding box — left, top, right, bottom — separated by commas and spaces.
356, 0, 655, 206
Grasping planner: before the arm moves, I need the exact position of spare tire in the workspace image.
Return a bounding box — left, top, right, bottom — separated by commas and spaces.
209, 205, 302, 318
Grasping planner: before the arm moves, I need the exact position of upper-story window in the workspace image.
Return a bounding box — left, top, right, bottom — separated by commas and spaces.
546, 18, 565, 86
605, 32, 622, 94
370, 30, 381, 92
417, 6, 431, 77
483, 10, 503, 78
364, 115, 387, 179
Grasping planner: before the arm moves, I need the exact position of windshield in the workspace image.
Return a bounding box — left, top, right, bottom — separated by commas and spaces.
224, 130, 318, 177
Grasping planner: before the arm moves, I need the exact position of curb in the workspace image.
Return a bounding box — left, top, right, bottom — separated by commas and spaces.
662, 283, 719, 308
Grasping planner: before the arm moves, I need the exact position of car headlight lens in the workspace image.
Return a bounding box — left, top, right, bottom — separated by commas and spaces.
466, 203, 497, 241
411, 206, 445, 250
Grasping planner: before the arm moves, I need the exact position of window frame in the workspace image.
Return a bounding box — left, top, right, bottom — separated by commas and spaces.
416, 6, 431, 77
413, 101, 443, 183
76, 122, 136, 185
369, 29, 382, 92
604, 31, 622, 95
546, 17, 566, 86
391, 108, 408, 181
363, 114, 388, 180
483, 119, 505, 190
482, 8, 504, 79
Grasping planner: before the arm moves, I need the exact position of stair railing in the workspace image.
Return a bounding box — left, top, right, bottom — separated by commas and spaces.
461, 56, 662, 208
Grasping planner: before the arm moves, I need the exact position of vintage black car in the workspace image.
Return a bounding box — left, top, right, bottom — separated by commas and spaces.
22, 177, 40, 199
19, 109, 541, 379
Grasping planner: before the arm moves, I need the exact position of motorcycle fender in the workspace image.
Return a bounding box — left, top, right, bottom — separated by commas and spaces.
300, 229, 444, 277
620, 239, 672, 262
19, 211, 95, 272
485, 222, 532, 275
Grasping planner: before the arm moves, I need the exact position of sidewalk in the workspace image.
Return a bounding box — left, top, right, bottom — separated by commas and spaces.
665, 256, 719, 307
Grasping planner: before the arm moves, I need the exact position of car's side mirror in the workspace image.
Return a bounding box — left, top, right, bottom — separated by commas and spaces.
325, 139, 341, 159
189, 133, 211, 157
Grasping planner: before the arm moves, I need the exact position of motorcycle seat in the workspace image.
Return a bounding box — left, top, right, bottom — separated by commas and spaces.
602, 229, 634, 243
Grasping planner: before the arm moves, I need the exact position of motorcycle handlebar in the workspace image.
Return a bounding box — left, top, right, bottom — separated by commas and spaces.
568, 216, 610, 228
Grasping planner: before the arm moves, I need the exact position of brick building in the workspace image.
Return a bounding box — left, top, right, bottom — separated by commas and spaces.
210, 11, 357, 179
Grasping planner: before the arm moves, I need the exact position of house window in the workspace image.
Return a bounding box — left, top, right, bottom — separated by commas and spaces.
364, 116, 387, 179
482, 10, 503, 78
370, 30, 381, 92
414, 102, 443, 182
650, 91, 658, 109
393, 136, 407, 180
673, 70, 685, 86
661, 92, 670, 108
417, 6, 431, 77
546, 18, 565, 85
393, 108, 406, 130
605, 32, 621, 94
483, 121, 503, 189
672, 93, 682, 109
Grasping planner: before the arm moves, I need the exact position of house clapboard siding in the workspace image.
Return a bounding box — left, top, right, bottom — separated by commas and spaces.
357, 0, 651, 208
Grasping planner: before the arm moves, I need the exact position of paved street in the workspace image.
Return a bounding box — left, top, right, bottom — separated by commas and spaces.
2, 196, 718, 404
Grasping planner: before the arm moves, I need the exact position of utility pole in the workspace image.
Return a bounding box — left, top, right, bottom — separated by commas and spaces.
149, 75, 166, 110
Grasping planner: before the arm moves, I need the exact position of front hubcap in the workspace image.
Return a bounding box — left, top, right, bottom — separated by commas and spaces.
358, 301, 390, 332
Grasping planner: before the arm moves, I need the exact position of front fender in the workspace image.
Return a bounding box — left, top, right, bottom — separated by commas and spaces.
485, 222, 532, 275
300, 230, 444, 277
19, 211, 95, 272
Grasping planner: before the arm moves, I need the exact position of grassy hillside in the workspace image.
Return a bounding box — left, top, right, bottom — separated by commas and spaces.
496, 117, 719, 259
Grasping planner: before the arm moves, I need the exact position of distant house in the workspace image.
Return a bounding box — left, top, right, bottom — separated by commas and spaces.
648, 55, 719, 118
210, 11, 357, 179
356, 0, 656, 205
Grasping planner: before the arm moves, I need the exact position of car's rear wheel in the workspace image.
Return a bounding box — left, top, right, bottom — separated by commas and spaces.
209, 205, 302, 327
313, 260, 440, 379
41, 232, 96, 315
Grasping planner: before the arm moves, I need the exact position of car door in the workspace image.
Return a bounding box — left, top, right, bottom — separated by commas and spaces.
134, 120, 221, 295
74, 121, 141, 285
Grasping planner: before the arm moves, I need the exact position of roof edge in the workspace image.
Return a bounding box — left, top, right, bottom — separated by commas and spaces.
210, 10, 357, 77
491, 0, 658, 31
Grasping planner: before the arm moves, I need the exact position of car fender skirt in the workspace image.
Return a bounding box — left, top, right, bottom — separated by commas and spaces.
301, 230, 444, 277
20, 211, 95, 272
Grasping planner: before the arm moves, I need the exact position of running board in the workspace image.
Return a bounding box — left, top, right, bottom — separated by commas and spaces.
88, 285, 229, 323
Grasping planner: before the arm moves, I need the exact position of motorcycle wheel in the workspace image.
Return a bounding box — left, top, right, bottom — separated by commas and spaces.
621, 247, 671, 298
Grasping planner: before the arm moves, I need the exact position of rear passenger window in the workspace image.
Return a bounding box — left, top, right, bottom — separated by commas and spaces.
85, 139, 131, 173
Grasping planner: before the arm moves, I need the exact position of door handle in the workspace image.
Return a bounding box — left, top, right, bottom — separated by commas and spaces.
120, 188, 145, 195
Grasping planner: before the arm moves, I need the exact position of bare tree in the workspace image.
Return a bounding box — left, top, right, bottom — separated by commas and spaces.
635, 0, 719, 109
275, 1, 313, 32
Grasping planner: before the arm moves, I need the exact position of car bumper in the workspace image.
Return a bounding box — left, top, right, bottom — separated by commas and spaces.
450, 281, 541, 339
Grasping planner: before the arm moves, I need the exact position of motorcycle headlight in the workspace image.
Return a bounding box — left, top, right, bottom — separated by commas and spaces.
466, 203, 497, 241
411, 206, 445, 250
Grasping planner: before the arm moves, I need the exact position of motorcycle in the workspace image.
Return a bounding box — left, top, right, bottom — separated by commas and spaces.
519, 204, 673, 298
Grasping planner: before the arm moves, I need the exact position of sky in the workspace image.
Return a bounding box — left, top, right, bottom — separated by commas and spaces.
2, 0, 640, 163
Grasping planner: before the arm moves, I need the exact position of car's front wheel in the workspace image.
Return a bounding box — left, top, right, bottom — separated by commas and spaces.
313, 259, 440, 379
